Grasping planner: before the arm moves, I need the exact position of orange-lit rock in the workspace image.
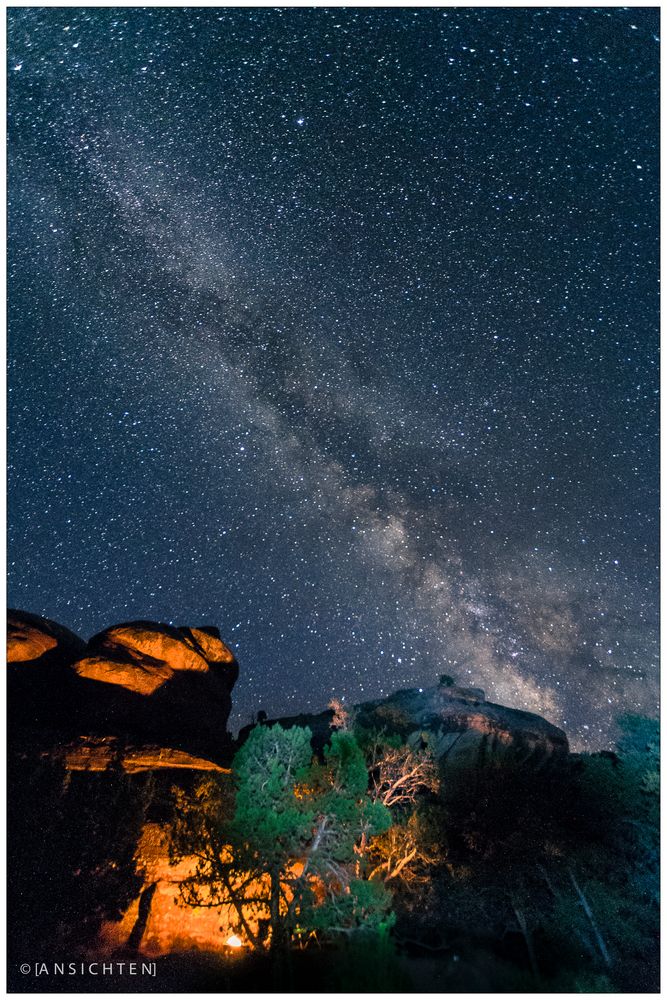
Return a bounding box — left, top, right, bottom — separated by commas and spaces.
98, 819, 308, 957
72, 621, 239, 700
73, 652, 175, 696
7, 611, 238, 757
7, 610, 87, 734
7, 609, 85, 667
8, 621, 57, 662
57, 736, 231, 774
99, 822, 270, 956
179, 626, 236, 665
103, 623, 209, 673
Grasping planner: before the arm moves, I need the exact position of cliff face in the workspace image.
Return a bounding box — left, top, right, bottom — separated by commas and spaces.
7, 609, 569, 960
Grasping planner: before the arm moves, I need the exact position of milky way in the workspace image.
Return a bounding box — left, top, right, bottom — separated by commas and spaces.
8, 8, 659, 748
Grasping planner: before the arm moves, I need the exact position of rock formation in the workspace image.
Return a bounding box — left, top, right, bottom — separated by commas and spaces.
55, 736, 230, 774
354, 684, 569, 762
8, 610, 242, 962
239, 684, 568, 764
7, 608, 569, 961
8, 608, 86, 667
7, 611, 238, 759
8, 609, 87, 734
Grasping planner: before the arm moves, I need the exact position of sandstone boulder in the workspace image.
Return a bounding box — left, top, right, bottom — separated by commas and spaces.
7, 610, 86, 734
74, 621, 209, 694
7, 609, 85, 668
73, 621, 239, 699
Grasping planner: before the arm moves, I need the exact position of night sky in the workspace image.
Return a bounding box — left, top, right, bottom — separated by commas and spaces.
8, 7, 659, 748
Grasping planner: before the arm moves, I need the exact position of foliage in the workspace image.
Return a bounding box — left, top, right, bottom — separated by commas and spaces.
349, 724, 444, 895
367, 807, 445, 891
428, 713, 660, 992
328, 697, 352, 731
170, 724, 393, 952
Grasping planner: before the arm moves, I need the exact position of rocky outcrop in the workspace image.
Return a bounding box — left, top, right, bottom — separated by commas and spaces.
8, 609, 86, 667
243, 685, 568, 764
48, 736, 230, 774
7, 611, 240, 961
354, 685, 569, 762
76, 622, 215, 693
7, 612, 238, 759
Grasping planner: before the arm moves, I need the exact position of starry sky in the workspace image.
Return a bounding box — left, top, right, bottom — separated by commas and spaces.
8, 7, 659, 749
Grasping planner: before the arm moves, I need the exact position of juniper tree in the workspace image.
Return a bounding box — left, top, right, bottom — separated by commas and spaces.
170, 723, 393, 952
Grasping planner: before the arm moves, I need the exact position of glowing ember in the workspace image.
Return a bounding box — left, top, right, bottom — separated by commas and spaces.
226, 934, 243, 949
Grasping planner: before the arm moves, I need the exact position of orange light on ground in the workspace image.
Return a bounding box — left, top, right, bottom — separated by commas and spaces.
226, 934, 243, 949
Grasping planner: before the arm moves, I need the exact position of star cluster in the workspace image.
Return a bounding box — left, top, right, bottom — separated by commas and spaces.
8, 8, 658, 748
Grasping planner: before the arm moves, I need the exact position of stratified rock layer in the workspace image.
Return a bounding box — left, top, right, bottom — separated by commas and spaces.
53, 736, 231, 774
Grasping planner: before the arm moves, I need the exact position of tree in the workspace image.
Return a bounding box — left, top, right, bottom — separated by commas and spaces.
365, 731, 440, 809
170, 724, 393, 953
328, 697, 352, 731
350, 727, 443, 893
544, 714, 660, 985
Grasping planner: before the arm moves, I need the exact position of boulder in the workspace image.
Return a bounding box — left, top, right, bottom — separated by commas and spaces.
7, 609, 85, 668
73, 621, 239, 698
7, 610, 86, 734
354, 685, 569, 762
66, 621, 237, 754
75, 621, 209, 693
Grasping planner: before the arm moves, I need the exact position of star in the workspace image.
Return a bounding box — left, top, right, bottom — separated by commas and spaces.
6, 6, 659, 750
